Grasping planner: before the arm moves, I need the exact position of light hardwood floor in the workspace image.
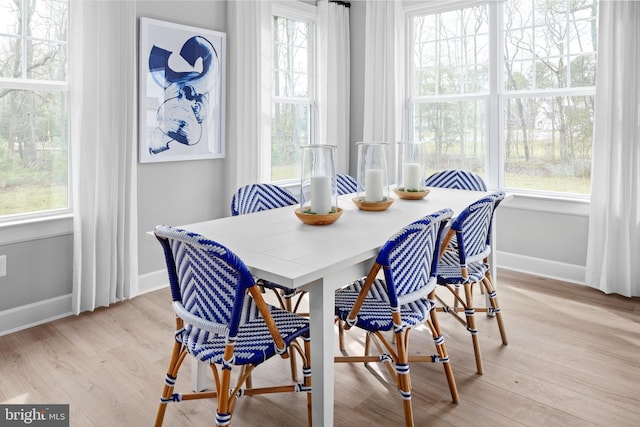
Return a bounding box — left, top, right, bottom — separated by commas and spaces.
1, 270, 638, 426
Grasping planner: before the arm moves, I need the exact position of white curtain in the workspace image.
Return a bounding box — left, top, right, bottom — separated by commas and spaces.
362, 0, 405, 180
226, 0, 271, 195
317, 0, 351, 173
585, 1, 640, 297
69, 0, 139, 313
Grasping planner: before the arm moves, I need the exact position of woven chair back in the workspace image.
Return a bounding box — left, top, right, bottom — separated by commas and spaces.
425, 169, 487, 191
231, 183, 298, 216
376, 209, 453, 308
336, 173, 358, 195
154, 225, 256, 338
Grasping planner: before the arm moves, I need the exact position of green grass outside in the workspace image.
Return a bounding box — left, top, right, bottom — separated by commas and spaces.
0, 184, 68, 216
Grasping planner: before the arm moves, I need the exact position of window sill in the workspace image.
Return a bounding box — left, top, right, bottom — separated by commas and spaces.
0, 214, 74, 245
500, 193, 590, 217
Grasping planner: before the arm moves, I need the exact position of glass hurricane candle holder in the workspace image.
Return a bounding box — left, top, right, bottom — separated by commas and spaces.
297, 144, 341, 224
394, 140, 429, 200
354, 141, 393, 211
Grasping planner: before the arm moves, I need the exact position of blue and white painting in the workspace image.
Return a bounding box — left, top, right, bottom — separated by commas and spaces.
139, 18, 226, 163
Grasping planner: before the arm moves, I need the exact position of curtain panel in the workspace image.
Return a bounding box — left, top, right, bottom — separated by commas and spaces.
69, 0, 139, 313
227, 0, 352, 192
318, 0, 351, 173
585, 0, 640, 297
226, 0, 271, 196
362, 0, 405, 180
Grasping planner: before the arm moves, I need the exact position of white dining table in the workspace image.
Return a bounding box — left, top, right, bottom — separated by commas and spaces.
172, 187, 493, 426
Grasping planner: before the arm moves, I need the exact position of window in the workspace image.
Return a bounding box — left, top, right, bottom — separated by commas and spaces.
271, 4, 315, 183
408, 0, 598, 196
0, 0, 69, 219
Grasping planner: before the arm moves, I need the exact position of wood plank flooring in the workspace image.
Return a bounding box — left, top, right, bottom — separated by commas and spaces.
1, 270, 638, 426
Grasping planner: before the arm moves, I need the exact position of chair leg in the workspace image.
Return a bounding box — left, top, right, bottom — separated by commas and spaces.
464, 283, 483, 374
395, 330, 414, 427
427, 302, 459, 403
482, 275, 508, 345
283, 295, 299, 382
155, 341, 185, 427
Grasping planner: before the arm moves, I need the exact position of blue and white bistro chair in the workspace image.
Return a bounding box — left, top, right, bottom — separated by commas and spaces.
335, 209, 459, 427
435, 192, 507, 375
336, 173, 358, 195
230, 183, 306, 380
230, 183, 305, 313
153, 226, 312, 427
424, 169, 487, 191
231, 183, 298, 216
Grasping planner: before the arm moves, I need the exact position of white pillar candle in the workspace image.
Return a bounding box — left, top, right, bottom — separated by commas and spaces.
310, 175, 332, 214
403, 162, 422, 191
364, 169, 384, 202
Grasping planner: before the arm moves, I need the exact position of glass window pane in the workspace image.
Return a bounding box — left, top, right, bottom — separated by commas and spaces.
27, 40, 67, 80
271, 102, 310, 181
28, 0, 68, 41
414, 5, 488, 96
413, 100, 486, 177
0, 90, 69, 216
272, 16, 309, 98
0, 36, 20, 78
0, 0, 20, 35
503, 95, 593, 194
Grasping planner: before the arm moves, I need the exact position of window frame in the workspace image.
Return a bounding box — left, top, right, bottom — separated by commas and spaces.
0, 0, 71, 223
268, 1, 317, 185
405, 0, 597, 201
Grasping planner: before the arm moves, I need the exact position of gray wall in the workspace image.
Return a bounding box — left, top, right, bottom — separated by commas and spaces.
136, 1, 229, 276
0, 0, 591, 336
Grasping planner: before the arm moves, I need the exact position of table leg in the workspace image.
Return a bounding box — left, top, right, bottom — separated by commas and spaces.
308, 279, 335, 426
191, 358, 209, 391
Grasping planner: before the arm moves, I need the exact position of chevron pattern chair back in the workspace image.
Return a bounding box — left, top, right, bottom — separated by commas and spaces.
334, 209, 459, 426
231, 183, 298, 216
435, 191, 508, 376
447, 192, 504, 265
155, 226, 254, 336
153, 225, 312, 426
336, 173, 358, 195
377, 209, 452, 308
425, 169, 487, 191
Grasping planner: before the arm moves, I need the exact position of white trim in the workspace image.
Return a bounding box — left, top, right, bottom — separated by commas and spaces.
273, 0, 317, 21
497, 251, 586, 285
0, 214, 73, 245
499, 194, 589, 217
0, 294, 73, 337
137, 270, 169, 295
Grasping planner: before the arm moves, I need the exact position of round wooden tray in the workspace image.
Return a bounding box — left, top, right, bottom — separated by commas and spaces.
393, 188, 431, 200
295, 207, 343, 225
351, 197, 394, 211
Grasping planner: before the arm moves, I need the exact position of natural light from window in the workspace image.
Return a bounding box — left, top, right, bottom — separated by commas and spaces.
0, 0, 69, 219
409, 0, 597, 196
271, 12, 314, 183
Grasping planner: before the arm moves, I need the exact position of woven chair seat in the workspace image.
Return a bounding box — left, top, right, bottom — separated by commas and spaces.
336, 278, 436, 332
178, 303, 309, 366
436, 251, 489, 285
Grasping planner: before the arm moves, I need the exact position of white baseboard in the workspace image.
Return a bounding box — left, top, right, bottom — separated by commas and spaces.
0, 294, 73, 337
496, 251, 586, 285
137, 269, 168, 295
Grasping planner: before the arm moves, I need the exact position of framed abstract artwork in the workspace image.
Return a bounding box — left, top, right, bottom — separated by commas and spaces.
138, 18, 226, 163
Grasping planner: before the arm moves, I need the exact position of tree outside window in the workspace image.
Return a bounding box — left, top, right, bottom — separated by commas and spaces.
0, 0, 68, 218
271, 13, 313, 183
409, 0, 597, 196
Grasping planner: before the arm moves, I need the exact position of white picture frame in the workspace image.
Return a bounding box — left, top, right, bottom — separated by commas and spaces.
138, 17, 226, 163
